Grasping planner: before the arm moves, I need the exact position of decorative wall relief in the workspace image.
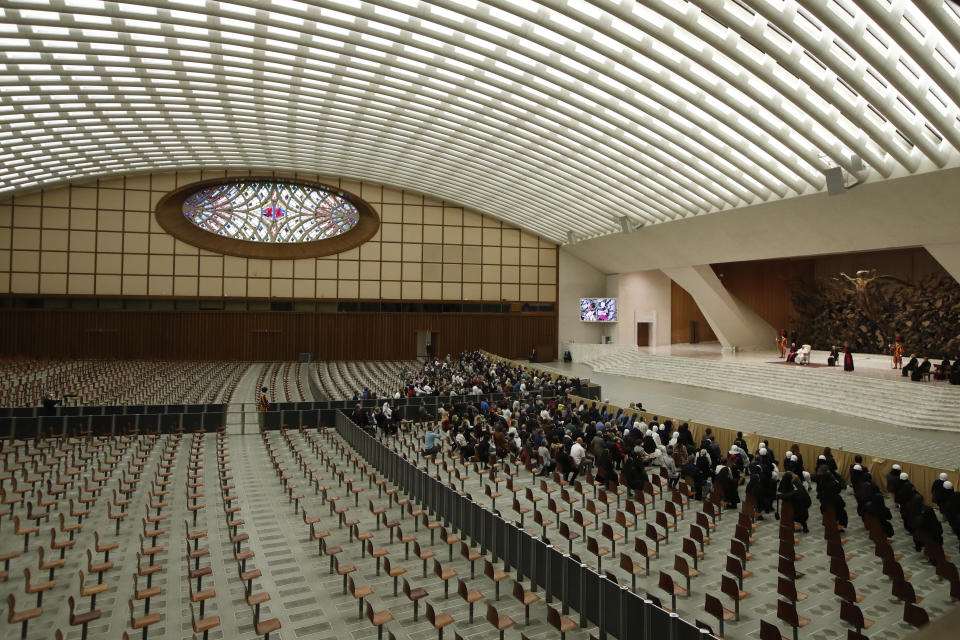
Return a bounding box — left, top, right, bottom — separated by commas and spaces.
791, 272, 960, 356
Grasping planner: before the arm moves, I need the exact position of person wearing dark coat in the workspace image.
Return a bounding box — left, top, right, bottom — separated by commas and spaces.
843, 346, 855, 371
912, 503, 943, 553
682, 459, 704, 501
815, 465, 848, 528
885, 464, 903, 494
902, 355, 919, 377
676, 423, 695, 450
716, 465, 739, 510
932, 473, 950, 508
778, 472, 811, 533
902, 492, 924, 535
863, 486, 895, 537
912, 357, 931, 381
745, 462, 767, 517
951, 359, 960, 385
895, 473, 917, 507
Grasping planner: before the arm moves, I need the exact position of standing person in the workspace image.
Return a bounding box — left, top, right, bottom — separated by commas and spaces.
890, 337, 904, 369
257, 386, 270, 412
827, 345, 840, 366
777, 331, 789, 359
567, 437, 586, 482
843, 345, 855, 372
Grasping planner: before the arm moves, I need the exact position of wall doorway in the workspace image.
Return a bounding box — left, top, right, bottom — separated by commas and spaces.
636, 322, 651, 347
415, 331, 439, 358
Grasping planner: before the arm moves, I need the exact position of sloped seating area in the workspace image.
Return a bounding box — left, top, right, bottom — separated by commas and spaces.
584, 351, 960, 432
253, 361, 312, 403
0, 359, 250, 407
317, 361, 419, 400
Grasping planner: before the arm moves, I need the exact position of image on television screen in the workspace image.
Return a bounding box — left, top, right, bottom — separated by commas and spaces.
580, 298, 618, 322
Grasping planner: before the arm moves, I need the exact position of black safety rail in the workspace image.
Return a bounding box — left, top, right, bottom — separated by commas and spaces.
333, 411, 705, 640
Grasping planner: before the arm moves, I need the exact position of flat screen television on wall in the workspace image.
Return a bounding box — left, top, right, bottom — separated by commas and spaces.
580, 298, 618, 322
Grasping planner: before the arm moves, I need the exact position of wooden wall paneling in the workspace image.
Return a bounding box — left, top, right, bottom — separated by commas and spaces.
669, 281, 717, 344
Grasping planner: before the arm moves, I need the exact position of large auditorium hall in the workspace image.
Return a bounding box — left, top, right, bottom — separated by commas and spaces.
2, 1, 960, 639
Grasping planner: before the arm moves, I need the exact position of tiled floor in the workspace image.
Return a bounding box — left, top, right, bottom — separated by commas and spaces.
4, 424, 956, 640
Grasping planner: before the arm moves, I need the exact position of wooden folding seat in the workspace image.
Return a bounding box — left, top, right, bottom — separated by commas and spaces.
547, 603, 578, 640
892, 576, 923, 604
777, 555, 803, 581
512, 578, 540, 624
777, 575, 807, 603
658, 570, 686, 611
402, 577, 429, 621
37, 545, 66, 580
598, 489, 617, 519
348, 574, 374, 619
840, 599, 873, 634
457, 577, 485, 623
721, 574, 748, 620
484, 558, 510, 600
776, 598, 809, 640
704, 593, 734, 638
127, 597, 162, 639
646, 522, 666, 554
6, 593, 41, 640
902, 602, 930, 629
24, 566, 54, 606
434, 559, 458, 598
759, 619, 790, 640
674, 554, 699, 593
486, 602, 516, 640
439, 526, 460, 562
426, 602, 454, 640
13, 515, 38, 552
601, 522, 623, 556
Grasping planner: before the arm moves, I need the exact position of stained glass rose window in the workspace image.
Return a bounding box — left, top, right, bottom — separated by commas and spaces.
181, 181, 360, 243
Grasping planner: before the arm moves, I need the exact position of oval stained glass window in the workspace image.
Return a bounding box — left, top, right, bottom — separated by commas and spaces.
182, 181, 359, 243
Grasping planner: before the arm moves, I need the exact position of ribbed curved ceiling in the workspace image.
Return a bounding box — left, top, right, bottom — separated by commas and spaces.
2, 0, 960, 244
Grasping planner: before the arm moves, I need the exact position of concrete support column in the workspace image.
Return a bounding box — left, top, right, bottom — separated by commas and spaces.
925, 243, 960, 285
661, 264, 775, 351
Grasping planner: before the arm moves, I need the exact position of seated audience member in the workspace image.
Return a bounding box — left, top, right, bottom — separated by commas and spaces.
902, 354, 919, 377
950, 357, 960, 385
778, 472, 811, 533
935, 357, 952, 380
911, 357, 931, 381
932, 473, 950, 508
786, 342, 799, 363
827, 345, 839, 366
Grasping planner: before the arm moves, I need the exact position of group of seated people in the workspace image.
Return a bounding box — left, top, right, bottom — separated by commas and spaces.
901, 355, 960, 383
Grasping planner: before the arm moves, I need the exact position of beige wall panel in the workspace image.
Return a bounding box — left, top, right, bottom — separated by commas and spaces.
502, 265, 519, 282
13, 207, 40, 228
198, 277, 222, 297
248, 259, 270, 278
539, 266, 556, 284
338, 280, 359, 299
502, 283, 519, 301
520, 248, 538, 265
98, 189, 124, 211
271, 279, 293, 298
442, 245, 462, 263
482, 283, 500, 300
402, 225, 422, 243
173, 239, 199, 255
69, 274, 95, 295
502, 247, 519, 265
97, 274, 122, 295
422, 263, 442, 281
402, 263, 421, 281
463, 210, 482, 227
360, 262, 380, 280
539, 285, 554, 302
463, 227, 482, 245
97, 253, 124, 274
463, 264, 481, 283
338, 260, 359, 280
482, 247, 500, 264
42, 208, 69, 229
442, 207, 463, 226
341, 180, 362, 196
97, 232, 123, 251
224, 277, 247, 297
292, 258, 315, 279
383, 188, 403, 204
224, 256, 247, 278
361, 184, 382, 202
70, 187, 98, 209
359, 281, 380, 298
0, 204, 10, 226
99, 210, 124, 231
502, 229, 520, 246
316, 260, 338, 279
71, 231, 96, 252
401, 281, 421, 299
381, 204, 403, 224
381, 223, 401, 242
97, 178, 125, 190
124, 211, 151, 232
423, 225, 442, 244
124, 191, 152, 211
424, 207, 443, 225
152, 255, 174, 275
339, 247, 361, 260
41, 230, 68, 252
520, 284, 538, 300
150, 234, 174, 254
422, 245, 442, 263
359, 242, 380, 261
520, 232, 539, 247
381, 243, 401, 261
271, 260, 293, 279
11, 273, 38, 293
199, 256, 223, 277
13, 228, 41, 250
482, 265, 501, 282
442, 264, 462, 282
150, 174, 176, 191
12, 251, 39, 272
174, 255, 199, 276
0, 249, 7, 270
42, 187, 70, 207
461, 246, 480, 264
176, 171, 203, 186
422, 282, 441, 300
248, 278, 269, 297
124, 175, 151, 189
521, 266, 538, 284
463, 282, 482, 300
443, 226, 462, 244
293, 279, 315, 298
442, 282, 461, 300
41, 252, 68, 273
40, 273, 67, 294
123, 254, 148, 275
70, 253, 95, 273
124, 233, 149, 254
381, 281, 401, 299
402, 243, 422, 262
482, 216, 501, 228
539, 249, 556, 266
483, 228, 501, 245
403, 192, 422, 205
403, 205, 423, 223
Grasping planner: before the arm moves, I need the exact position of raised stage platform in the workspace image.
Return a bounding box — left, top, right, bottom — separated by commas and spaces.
542, 342, 960, 470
